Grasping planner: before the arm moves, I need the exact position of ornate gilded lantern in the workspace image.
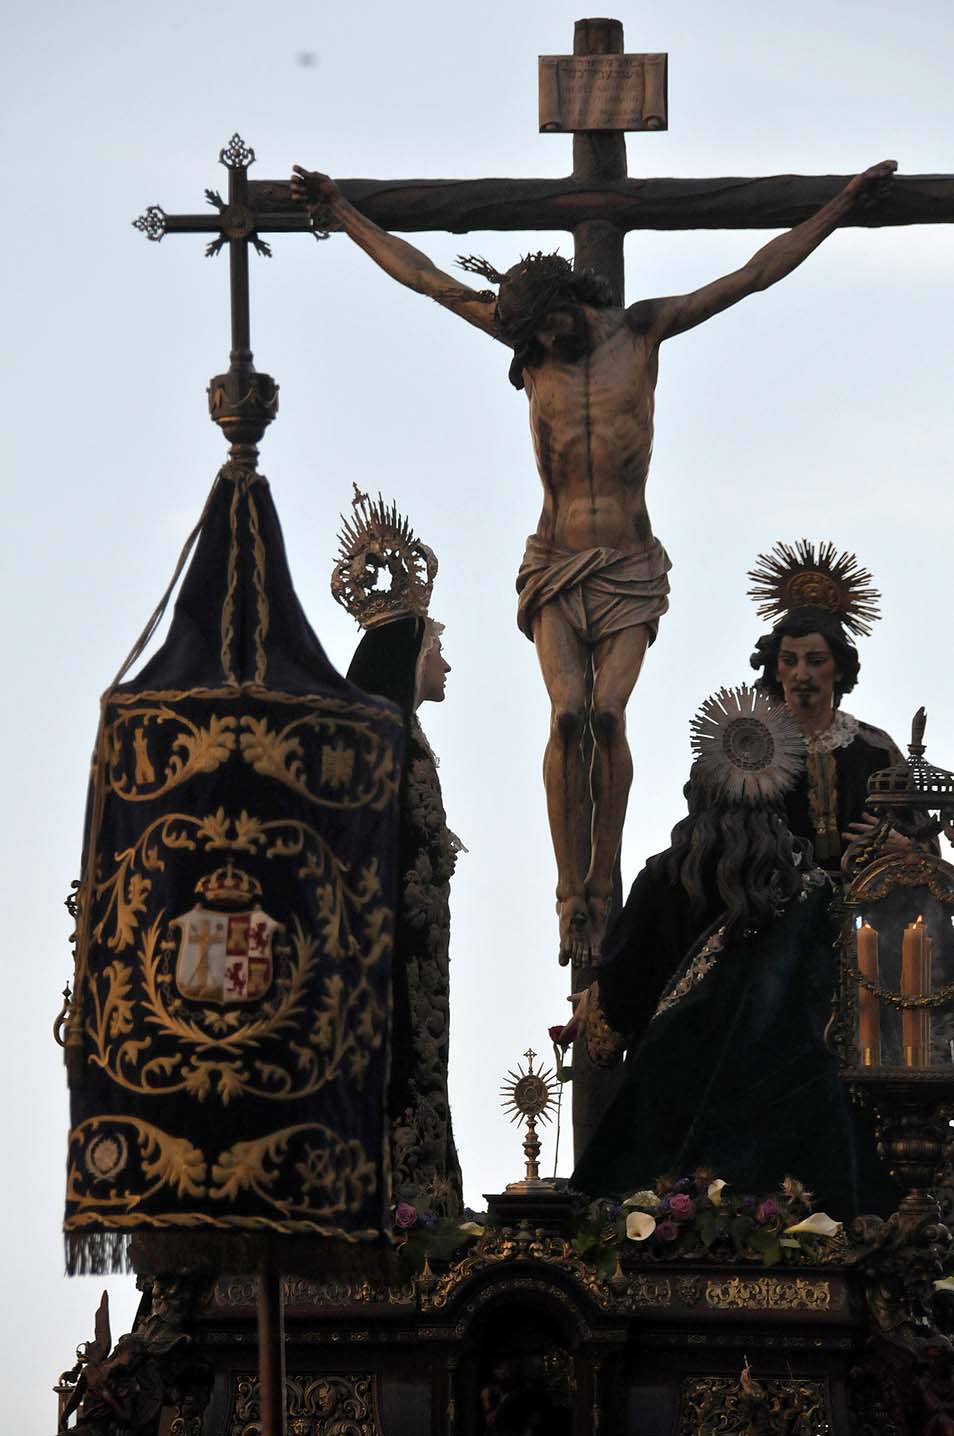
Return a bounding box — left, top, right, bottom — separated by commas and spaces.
836, 711, 954, 1197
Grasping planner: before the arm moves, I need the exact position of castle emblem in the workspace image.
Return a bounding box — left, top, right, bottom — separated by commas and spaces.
172, 865, 279, 1004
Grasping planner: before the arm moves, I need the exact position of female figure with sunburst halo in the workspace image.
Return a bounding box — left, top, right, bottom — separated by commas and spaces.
566, 683, 895, 1216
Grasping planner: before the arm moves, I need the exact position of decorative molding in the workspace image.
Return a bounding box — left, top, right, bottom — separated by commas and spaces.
227, 1372, 379, 1435
705, 1275, 832, 1312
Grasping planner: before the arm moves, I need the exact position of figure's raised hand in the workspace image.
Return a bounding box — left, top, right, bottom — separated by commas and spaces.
290, 165, 342, 229
846, 159, 897, 205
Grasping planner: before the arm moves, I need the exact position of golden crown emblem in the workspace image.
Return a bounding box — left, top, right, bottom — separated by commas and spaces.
194, 863, 262, 906
331, 485, 437, 629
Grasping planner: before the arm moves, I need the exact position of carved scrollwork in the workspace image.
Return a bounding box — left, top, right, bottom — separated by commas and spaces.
848, 848, 954, 907
678, 1374, 828, 1435
416, 1219, 671, 1315
704, 1275, 832, 1311
211, 1275, 415, 1309
227, 1372, 379, 1435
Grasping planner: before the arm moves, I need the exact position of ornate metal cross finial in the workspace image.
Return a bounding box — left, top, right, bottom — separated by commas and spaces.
133, 135, 279, 466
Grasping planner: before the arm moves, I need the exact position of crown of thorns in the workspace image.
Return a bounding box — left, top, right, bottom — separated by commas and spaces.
456, 250, 573, 288
690, 684, 804, 805
747, 540, 881, 637
331, 484, 437, 629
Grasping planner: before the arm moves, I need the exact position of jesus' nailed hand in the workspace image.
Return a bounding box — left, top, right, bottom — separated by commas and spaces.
290, 159, 896, 965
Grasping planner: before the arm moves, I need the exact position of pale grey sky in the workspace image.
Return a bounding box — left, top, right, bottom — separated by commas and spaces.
5, 1, 954, 1428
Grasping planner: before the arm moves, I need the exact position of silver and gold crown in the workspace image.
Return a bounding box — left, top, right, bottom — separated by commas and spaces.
747, 540, 881, 637
331, 485, 437, 629
690, 684, 804, 804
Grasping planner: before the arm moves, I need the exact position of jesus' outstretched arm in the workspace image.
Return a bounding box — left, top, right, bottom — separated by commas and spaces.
640, 160, 897, 341
290, 166, 503, 340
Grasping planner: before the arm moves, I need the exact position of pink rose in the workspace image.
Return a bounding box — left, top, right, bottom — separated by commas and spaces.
655, 1219, 679, 1243
393, 1201, 418, 1230
669, 1194, 695, 1221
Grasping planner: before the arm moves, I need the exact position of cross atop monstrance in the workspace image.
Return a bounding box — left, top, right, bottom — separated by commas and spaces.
133, 16, 954, 1169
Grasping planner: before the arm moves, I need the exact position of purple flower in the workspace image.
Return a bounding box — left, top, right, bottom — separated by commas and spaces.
393, 1201, 418, 1230
419, 1211, 438, 1229
673, 1177, 692, 1194
669, 1194, 695, 1221
605, 1202, 623, 1219
657, 1196, 671, 1215
756, 1199, 780, 1225
655, 1219, 679, 1244
742, 1195, 757, 1212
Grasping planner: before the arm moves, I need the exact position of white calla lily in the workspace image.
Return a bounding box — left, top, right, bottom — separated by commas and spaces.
933, 1277, 954, 1292
625, 1210, 656, 1242
707, 1179, 728, 1206
458, 1221, 484, 1237
783, 1212, 842, 1239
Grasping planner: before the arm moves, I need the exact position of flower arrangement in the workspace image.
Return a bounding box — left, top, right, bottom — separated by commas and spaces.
389, 1197, 486, 1275
569, 1171, 843, 1276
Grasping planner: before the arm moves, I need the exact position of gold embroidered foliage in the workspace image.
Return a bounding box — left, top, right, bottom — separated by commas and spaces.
107, 710, 237, 801
207, 1124, 378, 1217
86, 842, 389, 1106
140, 1127, 209, 1201
66, 1119, 378, 1224
239, 716, 307, 791
67, 1117, 208, 1209
238, 713, 398, 811
105, 703, 399, 811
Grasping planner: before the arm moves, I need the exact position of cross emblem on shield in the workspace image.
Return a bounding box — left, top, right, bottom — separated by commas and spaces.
172, 902, 278, 1004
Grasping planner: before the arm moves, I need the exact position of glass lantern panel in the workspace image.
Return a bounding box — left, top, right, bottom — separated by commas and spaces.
854, 883, 954, 1069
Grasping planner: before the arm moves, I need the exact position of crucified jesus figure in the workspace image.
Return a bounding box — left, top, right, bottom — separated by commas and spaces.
291, 158, 896, 964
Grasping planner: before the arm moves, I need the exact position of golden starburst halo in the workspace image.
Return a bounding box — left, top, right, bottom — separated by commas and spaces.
747, 539, 881, 637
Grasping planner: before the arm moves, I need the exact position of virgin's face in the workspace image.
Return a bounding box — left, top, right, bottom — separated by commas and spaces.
416, 636, 451, 706
775, 632, 841, 720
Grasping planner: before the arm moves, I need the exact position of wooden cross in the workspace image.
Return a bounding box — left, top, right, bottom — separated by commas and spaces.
132, 17, 954, 1170
134, 23, 954, 303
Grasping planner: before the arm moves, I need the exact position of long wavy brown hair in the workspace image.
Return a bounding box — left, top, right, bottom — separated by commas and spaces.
647, 777, 811, 936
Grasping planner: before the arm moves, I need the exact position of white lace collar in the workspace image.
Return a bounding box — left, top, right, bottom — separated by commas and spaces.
802, 710, 858, 753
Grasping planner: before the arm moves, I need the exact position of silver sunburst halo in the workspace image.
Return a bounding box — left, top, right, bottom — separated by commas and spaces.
690, 684, 804, 804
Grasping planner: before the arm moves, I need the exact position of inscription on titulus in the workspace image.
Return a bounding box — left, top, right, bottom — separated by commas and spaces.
539, 53, 668, 133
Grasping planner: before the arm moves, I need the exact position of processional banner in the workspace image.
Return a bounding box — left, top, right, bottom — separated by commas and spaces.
64, 469, 403, 1272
